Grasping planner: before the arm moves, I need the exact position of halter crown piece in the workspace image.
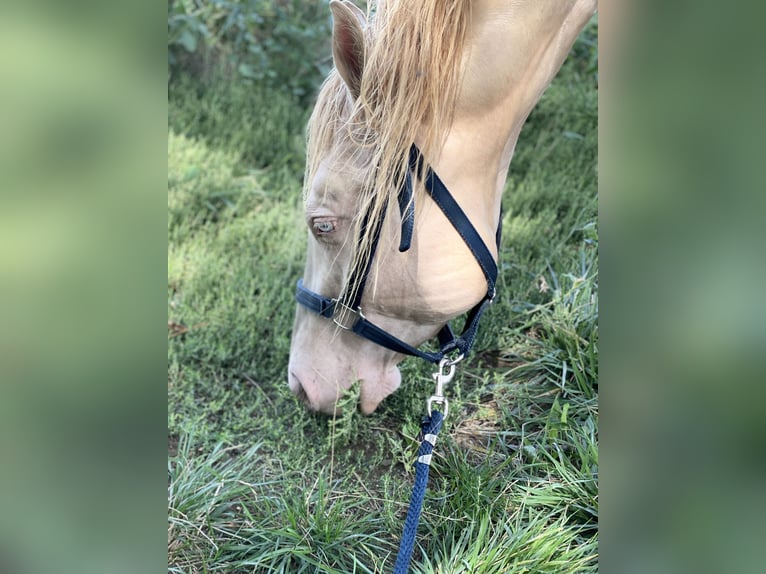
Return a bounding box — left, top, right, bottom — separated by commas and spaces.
295, 144, 501, 364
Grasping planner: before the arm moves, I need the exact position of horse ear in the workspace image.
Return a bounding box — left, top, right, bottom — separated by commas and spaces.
329, 0, 367, 99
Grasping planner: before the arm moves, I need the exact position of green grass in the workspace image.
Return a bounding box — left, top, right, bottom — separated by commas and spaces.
168, 21, 597, 573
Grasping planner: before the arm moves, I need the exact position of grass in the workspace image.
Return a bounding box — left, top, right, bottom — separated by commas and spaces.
168, 20, 597, 574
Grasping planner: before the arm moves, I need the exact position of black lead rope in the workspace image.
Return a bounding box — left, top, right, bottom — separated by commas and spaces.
294, 144, 502, 573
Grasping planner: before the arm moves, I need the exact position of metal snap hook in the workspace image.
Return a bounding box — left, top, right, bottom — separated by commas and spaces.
427, 355, 463, 417
427, 395, 449, 418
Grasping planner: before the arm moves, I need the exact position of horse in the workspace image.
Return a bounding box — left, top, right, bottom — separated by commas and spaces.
288, 0, 597, 415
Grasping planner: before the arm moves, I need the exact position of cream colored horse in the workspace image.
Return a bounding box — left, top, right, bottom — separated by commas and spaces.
289, 0, 596, 414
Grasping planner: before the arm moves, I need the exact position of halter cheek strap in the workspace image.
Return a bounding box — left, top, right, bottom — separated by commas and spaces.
295, 144, 500, 364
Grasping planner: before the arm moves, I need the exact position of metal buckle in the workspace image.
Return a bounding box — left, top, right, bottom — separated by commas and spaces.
332, 300, 364, 330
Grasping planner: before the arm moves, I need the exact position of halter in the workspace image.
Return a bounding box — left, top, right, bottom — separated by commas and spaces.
295, 144, 501, 364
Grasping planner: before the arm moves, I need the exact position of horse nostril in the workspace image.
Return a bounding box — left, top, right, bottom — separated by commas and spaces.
295, 385, 309, 405
288, 371, 307, 399
288, 370, 340, 415
290, 371, 319, 412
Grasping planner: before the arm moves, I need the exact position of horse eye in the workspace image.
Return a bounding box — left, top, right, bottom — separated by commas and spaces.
312, 219, 336, 234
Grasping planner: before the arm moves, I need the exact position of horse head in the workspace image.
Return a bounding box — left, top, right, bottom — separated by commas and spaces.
288, 0, 596, 414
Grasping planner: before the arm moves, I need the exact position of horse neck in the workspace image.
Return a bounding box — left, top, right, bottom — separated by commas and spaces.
421, 0, 596, 242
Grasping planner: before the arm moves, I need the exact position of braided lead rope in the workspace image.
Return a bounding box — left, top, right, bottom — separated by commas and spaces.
393, 356, 460, 573
392, 410, 444, 574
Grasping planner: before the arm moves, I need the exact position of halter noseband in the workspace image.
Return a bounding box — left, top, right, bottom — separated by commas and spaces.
295, 144, 500, 364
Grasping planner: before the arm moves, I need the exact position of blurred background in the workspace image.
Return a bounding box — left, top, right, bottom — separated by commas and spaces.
169, 0, 334, 103
600, 2, 766, 573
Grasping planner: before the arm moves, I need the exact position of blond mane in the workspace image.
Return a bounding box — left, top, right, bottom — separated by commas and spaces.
304, 0, 472, 301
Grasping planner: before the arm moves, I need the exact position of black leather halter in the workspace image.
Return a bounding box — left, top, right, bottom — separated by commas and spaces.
295, 144, 500, 365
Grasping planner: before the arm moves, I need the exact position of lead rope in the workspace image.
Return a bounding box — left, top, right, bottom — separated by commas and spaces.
393, 355, 461, 574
